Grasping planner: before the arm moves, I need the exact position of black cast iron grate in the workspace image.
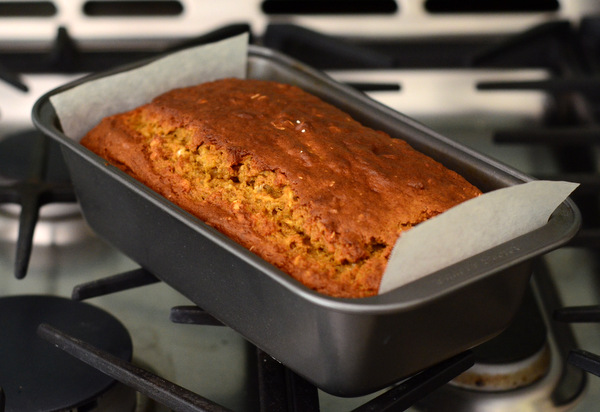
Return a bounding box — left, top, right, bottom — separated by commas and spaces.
470, 18, 600, 243
31, 267, 474, 412
458, 15, 600, 384
469, 17, 600, 384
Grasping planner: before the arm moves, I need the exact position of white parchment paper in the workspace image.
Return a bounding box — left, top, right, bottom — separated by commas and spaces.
48, 34, 579, 295
50, 33, 248, 141
379, 180, 578, 293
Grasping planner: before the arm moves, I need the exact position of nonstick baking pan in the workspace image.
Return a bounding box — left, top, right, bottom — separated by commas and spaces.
32, 44, 581, 397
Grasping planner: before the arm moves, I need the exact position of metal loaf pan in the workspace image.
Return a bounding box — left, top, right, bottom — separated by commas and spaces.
32, 44, 581, 397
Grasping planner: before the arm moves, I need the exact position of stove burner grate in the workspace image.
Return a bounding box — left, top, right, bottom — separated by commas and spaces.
38, 320, 474, 412
58, 259, 586, 411
46, 267, 475, 411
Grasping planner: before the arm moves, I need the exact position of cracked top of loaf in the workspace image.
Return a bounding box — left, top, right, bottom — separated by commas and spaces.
81, 78, 481, 298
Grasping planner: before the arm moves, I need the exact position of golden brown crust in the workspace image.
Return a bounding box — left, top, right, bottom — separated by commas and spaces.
81, 78, 481, 298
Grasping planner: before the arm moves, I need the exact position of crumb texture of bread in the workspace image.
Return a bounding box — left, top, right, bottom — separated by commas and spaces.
80, 78, 482, 298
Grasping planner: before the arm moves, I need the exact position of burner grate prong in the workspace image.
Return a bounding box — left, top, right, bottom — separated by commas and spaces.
554, 305, 600, 322
170, 306, 224, 326
14, 132, 50, 279
0, 60, 27, 91
477, 77, 600, 96
351, 351, 474, 412
256, 348, 319, 412
568, 349, 600, 378
567, 228, 600, 248
0, 132, 77, 279
491, 127, 600, 146
71, 268, 160, 300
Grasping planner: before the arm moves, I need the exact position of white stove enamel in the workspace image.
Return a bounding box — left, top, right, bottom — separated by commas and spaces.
0, 0, 598, 47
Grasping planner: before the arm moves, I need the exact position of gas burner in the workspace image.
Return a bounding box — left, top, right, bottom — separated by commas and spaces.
0, 295, 136, 412
450, 287, 551, 391
412, 264, 587, 412
451, 345, 551, 392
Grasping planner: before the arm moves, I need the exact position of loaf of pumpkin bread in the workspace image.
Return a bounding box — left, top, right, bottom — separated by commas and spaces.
80, 78, 481, 298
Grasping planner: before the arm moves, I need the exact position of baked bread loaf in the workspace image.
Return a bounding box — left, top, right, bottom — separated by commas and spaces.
80, 78, 481, 298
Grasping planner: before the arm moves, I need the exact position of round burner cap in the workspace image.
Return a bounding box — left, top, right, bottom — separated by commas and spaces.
0, 295, 133, 412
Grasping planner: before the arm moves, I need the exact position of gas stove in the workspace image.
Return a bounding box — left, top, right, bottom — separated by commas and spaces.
2, 1, 600, 411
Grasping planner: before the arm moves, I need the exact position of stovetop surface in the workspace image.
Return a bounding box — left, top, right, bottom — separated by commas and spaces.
3, 2, 600, 410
